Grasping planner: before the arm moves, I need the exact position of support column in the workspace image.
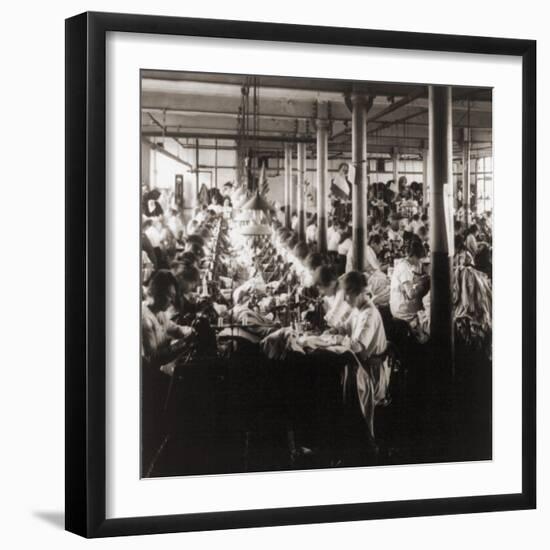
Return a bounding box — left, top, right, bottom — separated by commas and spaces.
284, 143, 292, 229
141, 140, 151, 190
351, 92, 368, 272
316, 106, 329, 253
462, 128, 471, 228
429, 85, 454, 370
422, 144, 430, 211
297, 141, 306, 241
214, 139, 218, 188
392, 147, 400, 193
195, 138, 200, 199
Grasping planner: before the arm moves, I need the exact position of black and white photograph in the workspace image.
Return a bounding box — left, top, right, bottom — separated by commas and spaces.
140, 70, 493, 478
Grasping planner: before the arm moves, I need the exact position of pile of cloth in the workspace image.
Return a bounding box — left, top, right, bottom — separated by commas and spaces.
453, 265, 492, 355
260, 328, 350, 360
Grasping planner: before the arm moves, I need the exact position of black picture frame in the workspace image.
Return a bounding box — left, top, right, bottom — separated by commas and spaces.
65, 11, 536, 538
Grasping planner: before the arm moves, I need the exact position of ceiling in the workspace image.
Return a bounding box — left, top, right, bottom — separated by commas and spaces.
141, 70, 492, 159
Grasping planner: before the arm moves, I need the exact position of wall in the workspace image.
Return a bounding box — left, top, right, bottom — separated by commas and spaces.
1, 1, 545, 550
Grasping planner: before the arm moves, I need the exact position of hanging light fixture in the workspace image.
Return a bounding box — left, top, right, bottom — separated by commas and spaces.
237, 163, 275, 237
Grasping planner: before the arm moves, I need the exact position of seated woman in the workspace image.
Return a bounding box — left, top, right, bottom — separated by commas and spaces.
209, 193, 224, 214
142, 270, 195, 376
454, 234, 474, 267
175, 264, 201, 325
302, 252, 325, 288
390, 239, 430, 323
465, 224, 480, 257
338, 271, 392, 444
313, 265, 351, 331
474, 243, 492, 279
345, 234, 384, 274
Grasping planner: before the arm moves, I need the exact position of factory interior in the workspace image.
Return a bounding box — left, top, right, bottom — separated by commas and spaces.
140, 71, 493, 478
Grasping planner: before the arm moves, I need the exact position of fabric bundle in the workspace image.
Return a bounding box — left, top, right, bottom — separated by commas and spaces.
260, 327, 305, 360
453, 266, 492, 353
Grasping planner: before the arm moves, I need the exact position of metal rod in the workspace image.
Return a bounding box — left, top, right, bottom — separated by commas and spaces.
429, 85, 454, 374
351, 91, 368, 271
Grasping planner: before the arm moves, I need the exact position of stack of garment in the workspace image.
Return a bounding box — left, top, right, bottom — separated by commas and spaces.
453, 265, 492, 355
260, 329, 350, 360
219, 303, 275, 344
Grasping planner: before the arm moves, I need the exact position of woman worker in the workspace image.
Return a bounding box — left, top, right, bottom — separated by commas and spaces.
337, 271, 392, 446
389, 239, 430, 324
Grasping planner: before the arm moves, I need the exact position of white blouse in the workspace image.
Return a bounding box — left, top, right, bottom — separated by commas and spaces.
390, 258, 423, 322
344, 302, 387, 359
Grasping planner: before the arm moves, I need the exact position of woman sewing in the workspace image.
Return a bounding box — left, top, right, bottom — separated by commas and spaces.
336, 271, 392, 449
389, 239, 430, 324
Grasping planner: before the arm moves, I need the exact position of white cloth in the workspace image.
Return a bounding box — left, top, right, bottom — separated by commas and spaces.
141, 304, 193, 375
327, 227, 341, 252
345, 245, 380, 274
340, 302, 390, 440
343, 302, 388, 359
323, 289, 352, 330
387, 228, 403, 246
209, 203, 223, 214
144, 224, 162, 248
465, 233, 478, 257
337, 238, 352, 257
367, 270, 391, 307
331, 173, 350, 198
410, 220, 424, 235
306, 223, 317, 244
390, 258, 423, 322
186, 219, 198, 235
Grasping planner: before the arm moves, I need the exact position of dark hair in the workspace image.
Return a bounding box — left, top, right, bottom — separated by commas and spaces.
340, 228, 352, 241
337, 162, 348, 171
340, 271, 368, 297
468, 224, 479, 235
313, 265, 337, 288
149, 269, 177, 298
293, 241, 310, 261
285, 233, 299, 249
421, 214, 428, 222
368, 234, 382, 246
179, 264, 201, 284
145, 188, 161, 201
407, 239, 426, 259
412, 213, 420, 221
178, 251, 198, 266
186, 234, 205, 248
475, 243, 491, 273
304, 252, 325, 272
185, 242, 205, 258
198, 227, 212, 240
454, 234, 465, 252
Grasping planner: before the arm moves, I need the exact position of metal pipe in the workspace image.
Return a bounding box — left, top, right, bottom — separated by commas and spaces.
429, 85, 454, 372
462, 128, 471, 228
297, 142, 307, 241
195, 139, 200, 198
284, 143, 292, 228
351, 91, 368, 271
144, 138, 193, 169
317, 116, 329, 253
142, 130, 316, 143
